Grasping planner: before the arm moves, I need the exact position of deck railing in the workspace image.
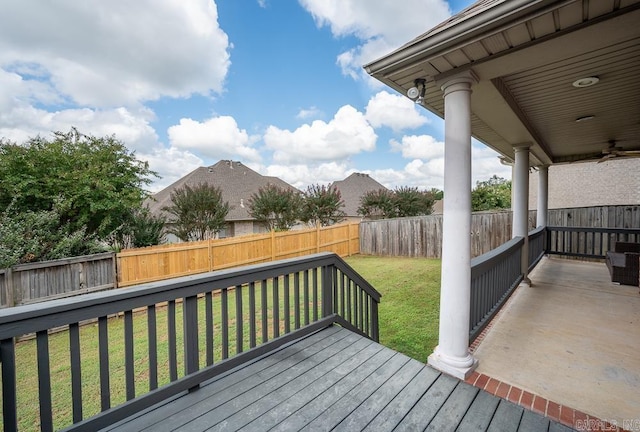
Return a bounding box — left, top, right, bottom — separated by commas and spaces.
0, 252, 380, 432
469, 236, 524, 342
546, 226, 640, 258
528, 226, 546, 270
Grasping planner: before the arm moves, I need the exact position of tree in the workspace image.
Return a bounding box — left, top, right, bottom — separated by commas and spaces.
300, 184, 346, 227
471, 175, 512, 211
163, 183, 230, 241
108, 207, 167, 250
0, 128, 156, 241
0, 200, 105, 268
248, 184, 303, 231
393, 186, 436, 217
358, 189, 396, 219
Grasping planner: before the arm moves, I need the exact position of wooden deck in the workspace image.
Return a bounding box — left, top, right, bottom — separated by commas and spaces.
104, 326, 574, 432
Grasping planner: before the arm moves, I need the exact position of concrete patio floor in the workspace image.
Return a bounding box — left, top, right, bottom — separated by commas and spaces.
473, 256, 640, 428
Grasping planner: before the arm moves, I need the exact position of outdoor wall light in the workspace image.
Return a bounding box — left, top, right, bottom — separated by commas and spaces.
407, 78, 426, 104
572, 76, 599, 88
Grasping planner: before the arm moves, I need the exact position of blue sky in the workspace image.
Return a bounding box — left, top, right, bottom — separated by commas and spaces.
0, 0, 510, 193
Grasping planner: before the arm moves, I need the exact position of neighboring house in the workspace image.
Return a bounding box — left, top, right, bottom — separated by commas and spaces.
528, 158, 640, 209
147, 160, 299, 240
330, 172, 388, 221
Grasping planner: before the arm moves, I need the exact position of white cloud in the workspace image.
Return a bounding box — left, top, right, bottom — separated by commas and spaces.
168, 116, 262, 163
365, 91, 429, 131
0, 0, 231, 107
138, 147, 204, 192
296, 106, 323, 120
299, 0, 451, 80
390, 134, 444, 159
264, 105, 377, 164
264, 161, 352, 189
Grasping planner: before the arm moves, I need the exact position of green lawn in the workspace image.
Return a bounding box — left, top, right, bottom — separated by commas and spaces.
345, 255, 441, 361
3, 255, 441, 430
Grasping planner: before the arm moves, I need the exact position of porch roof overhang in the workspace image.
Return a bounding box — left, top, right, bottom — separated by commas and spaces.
364, 0, 640, 166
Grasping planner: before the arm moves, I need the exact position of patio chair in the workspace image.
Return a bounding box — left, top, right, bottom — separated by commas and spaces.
605, 241, 640, 287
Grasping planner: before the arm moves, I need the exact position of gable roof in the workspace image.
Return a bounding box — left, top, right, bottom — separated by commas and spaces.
147, 160, 299, 222
331, 173, 388, 217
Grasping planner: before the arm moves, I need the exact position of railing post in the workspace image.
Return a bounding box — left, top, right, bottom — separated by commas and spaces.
183, 295, 199, 380
371, 300, 379, 342
1, 338, 17, 431
321, 265, 334, 318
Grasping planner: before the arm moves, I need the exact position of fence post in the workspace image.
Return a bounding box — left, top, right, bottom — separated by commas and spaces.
347, 224, 351, 256
271, 230, 276, 261
321, 265, 334, 317
5, 268, 14, 307
208, 238, 214, 271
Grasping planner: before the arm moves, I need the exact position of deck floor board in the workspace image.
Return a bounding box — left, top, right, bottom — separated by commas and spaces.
105, 326, 576, 432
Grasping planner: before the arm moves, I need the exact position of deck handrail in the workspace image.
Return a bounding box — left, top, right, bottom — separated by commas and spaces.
0, 252, 380, 432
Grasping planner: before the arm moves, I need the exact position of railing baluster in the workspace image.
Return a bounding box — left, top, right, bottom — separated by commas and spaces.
283, 275, 290, 334
313, 268, 319, 321
148, 305, 158, 390
261, 279, 268, 343
37, 330, 53, 432
98, 316, 111, 410
340, 272, 346, 317
205, 292, 214, 366
358, 288, 364, 331
321, 265, 333, 317
236, 285, 243, 354
303, 269, 310, 326
221, 288, 229, 359
69, 322, 83, 423
347, 279, 352, 323
273, 278, 280, 338
1, 338, 17, 431
249, 282, 257, 348
168, 300, 178, 381
294, 272, 301, 330
183, 295, 199, 377
124, 310, 135, 400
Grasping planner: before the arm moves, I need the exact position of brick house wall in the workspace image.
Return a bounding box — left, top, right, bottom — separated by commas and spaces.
529, 159, 640, 209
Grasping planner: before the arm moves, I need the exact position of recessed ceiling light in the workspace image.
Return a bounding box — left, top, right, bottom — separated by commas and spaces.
575, 115, 595, 122
572, 76, 599, 88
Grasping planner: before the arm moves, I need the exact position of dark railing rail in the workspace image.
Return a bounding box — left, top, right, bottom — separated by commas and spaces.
469, 236, 524, 343
0, 252, 380, 432
546, 226, 640, 259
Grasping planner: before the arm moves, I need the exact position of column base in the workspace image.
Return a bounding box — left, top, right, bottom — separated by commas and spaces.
427, 348, 478, 380
522, 277, 532, 286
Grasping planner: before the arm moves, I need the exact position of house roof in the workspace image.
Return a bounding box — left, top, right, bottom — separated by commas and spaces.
365, 0, 640, 167
147, 160, 299, 222
331, 173, 388, 217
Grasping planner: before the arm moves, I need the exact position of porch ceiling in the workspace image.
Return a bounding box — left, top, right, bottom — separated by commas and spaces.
364, 0, 640, 166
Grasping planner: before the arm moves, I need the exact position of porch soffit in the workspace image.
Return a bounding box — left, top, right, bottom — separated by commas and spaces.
365, 0, 640, 166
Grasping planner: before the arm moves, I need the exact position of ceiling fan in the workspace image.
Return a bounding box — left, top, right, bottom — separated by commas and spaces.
597, 140, 640, 163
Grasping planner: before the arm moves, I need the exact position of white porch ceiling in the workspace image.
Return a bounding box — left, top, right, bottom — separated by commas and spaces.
365, 0, 640, 166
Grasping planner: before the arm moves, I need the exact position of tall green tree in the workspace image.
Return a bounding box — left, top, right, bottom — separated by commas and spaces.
248, 184, 303, 231
393, 186, 436, 217
300, 184, 346, 227
163, 183, 230, 241
0, 128, 156, 241
358, 189, 396, 219
471, 175, 512, 211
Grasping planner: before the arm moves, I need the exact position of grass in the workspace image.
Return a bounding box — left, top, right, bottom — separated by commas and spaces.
345, 255, 441, 361
2, 255, 441, 430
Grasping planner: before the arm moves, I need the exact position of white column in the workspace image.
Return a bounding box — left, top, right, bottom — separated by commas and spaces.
512, 144, 531, 284
427, 71, 477, 379
536, 165, 549, 228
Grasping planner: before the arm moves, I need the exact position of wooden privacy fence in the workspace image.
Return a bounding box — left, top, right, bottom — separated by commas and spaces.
361, 205, 640, 259
0, 253, 117, 308
359, 211, 513, 259
117, 222, 360, 287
